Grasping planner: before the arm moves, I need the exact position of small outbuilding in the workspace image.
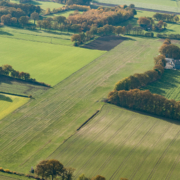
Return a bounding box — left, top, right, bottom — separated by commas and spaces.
165, 58, 180, 70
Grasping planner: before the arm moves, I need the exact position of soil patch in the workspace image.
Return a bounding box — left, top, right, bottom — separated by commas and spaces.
83, 35, 127, 51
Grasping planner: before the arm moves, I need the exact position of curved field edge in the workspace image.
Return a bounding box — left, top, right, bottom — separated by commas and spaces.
0, 37, 166, 173
50, 104, 180, 180
0, 37, 105, 86
0, 93, 29, 121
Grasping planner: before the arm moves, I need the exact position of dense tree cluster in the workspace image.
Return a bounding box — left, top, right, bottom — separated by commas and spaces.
114, 54, 166, 91
153, 13, 179, 23
0, 1, 40, 27
0, 64, 31, 80
108, 89, 180, 120
157, 33, 180, 40
67, 6, 135, 28
35, 159, 75, 180
0, 1, 41, 15
108, 39, 180, 120
159, 40, 180, 59
137, 16, 167, 31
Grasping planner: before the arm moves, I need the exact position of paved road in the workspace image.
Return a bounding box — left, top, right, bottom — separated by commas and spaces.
91, 2, 180, 15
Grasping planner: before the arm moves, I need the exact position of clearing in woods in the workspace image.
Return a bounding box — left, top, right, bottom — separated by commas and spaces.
49, 104, 180, 180
0, 37, 165, 173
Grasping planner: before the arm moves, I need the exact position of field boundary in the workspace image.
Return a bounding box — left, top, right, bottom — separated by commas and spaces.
92, 2, 180, 14
0, 91, 29, 98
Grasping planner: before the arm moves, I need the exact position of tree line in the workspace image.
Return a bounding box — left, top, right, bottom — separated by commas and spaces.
114, 54, 166, 91
0, 159, 128, 180
108, 88, 180, 120
107, 39, 180, 120
0, 1, 40, 27
71, 24, 126, 46
153, 13, 179, 23
0, 64, 50, 87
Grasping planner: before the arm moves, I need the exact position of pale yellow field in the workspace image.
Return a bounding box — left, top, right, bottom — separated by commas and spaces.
0, 94, 29, 120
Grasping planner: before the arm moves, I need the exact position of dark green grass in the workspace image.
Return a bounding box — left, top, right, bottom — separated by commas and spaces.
142, 70, 180, 101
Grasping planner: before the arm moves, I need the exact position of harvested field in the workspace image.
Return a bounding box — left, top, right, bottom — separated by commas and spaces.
0, 75, 50, 97
50, 104, 180, 180
83, 36, 128, 51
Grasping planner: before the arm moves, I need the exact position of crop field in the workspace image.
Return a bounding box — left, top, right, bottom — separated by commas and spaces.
0, 93, 29, 121
142, 69, 180, 101
0, 37, 164, 173
0, 26, 74, 46
49, 104, 180, 179
0, 36, 104, 86
0, 172, 33, 180
93, 0, 180, 12
0, 75, 49, 97
10, 0, 63, 10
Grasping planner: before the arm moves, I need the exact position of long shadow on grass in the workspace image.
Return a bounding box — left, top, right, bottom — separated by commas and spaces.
0, 94, 12, 102
142, 69, 180, 96
0, 31, 13, 36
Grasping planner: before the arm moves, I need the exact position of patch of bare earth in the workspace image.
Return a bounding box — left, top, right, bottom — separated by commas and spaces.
83, 35, 128, 51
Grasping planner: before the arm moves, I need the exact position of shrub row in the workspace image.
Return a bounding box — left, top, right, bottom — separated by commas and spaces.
0, 167, 44, 180
157, 33, 180, 40
108, 89, 180, 120
114, 55, 166, 91
48, 4, 90, 15
0, 64, 51, 87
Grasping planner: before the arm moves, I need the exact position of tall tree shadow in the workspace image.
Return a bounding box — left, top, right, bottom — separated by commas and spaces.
0, 94, 12, 102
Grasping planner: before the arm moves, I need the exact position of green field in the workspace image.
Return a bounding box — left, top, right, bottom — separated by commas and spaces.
0, 172, 33, 180
0, 37, 164, 174
10, 0, 63, 10
0, 26, 74, 46
0, 75, 49, 97
93, 0, 180, 12
0, 36, 104, 86
45, 10, 83, 18
50, 104, 180, 179
0, 93, 29, 120
142, 70, 180, 101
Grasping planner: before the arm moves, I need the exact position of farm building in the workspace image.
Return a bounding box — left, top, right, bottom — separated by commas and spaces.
165, 58, 180, 69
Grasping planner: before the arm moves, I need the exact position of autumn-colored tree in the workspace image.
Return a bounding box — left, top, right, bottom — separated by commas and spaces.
114, 26, 123, 36
35, 160, 49, 179
19, 16, 29, 27
174, 15, 179, 23
71, 34, 81, 45
163, 38, 171, 45
30, 11, 39, 24
41, 19, 52, 30
77, 174, 91, 180
1, 14, 12, 25
54, 15, 66, 24
45, 8, 51, 15
137, 17, 151, 26
37, 20, 42, 30
91, 175, 106, 180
